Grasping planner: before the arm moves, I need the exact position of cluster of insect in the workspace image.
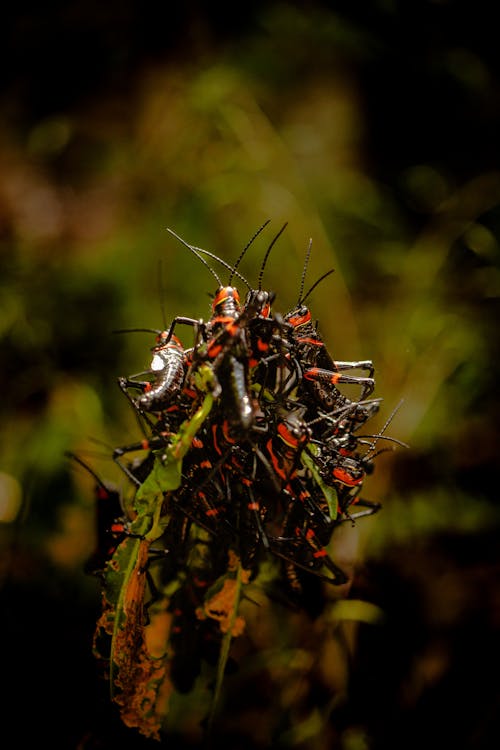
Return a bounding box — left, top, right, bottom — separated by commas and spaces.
71, 222, 403, 741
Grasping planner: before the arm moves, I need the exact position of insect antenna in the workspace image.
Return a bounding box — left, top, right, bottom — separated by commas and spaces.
297, 237, 313, 305
166, 228, 223, 287
193, 246, 252, 291
78, 436, 128, 459
306, 398, 383, 429
112, 327, 162, 335
295, 237, 335, 305
65, 451, 110, 492
258, 221, 288, 290
301, 269, 335, 306
228, 218, 271, 286
356, 434, 409, 450
112, 262, 171, 340
362, 399, 406, 460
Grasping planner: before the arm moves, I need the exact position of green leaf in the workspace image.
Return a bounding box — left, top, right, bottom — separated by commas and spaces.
133, 383, 215, 541
302, 449, 339, 520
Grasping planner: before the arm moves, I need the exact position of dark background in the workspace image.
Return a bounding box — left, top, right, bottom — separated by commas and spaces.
1, 2, 500, 748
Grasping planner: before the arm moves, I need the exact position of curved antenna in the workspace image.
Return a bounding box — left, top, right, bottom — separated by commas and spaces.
229, 219, 271, 286
297, 238, 313, 304
258, 221, 288, 290
166, 228, 223, 287
357, 434, 410, 449
301, 268, 335, 305
65, 451, 108, 491
194, 246, 252, 291
113, 327, 162, 335
306, 398, 383, 428
363, 399, 406, 460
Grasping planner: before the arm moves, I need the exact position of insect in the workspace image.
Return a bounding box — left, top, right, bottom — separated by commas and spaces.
283, 241, 376, 426
165, 227, 274, 436
173, 224, 297, 420
118, 331, 187, 415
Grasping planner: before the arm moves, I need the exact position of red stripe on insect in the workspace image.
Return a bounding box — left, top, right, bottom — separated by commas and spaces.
333, 468, 364, 486
222, 420, 236, 444
208, 342, 223, 358
212, 424, 222, 455
212, 287, 240, 309
296, 337, 324, 346
288, 311, 312, 327
277, 422, 299, 447
267, 438, 286, 480
304, 368, 319, 381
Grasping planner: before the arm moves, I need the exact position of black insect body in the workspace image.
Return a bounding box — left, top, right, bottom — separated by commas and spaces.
285, 302, 375, 411
282, 241, 376, 426
85, 482, 130, 577
64, 452, 131, 575
264, 407, 312, 486
173, 431, 231, 536
202, 285, 255, 434
179, 223, 300, 432
198, 281, 283, 436
165, 230, 265, 437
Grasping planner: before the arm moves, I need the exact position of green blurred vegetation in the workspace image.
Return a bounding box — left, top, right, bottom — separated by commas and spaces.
1, 2, 499, 748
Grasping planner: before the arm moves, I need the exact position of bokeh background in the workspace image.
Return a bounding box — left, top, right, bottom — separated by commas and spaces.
1, 2, 500, 748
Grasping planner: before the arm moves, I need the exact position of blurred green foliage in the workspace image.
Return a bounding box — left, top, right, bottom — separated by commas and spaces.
1, 2, 499, 748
